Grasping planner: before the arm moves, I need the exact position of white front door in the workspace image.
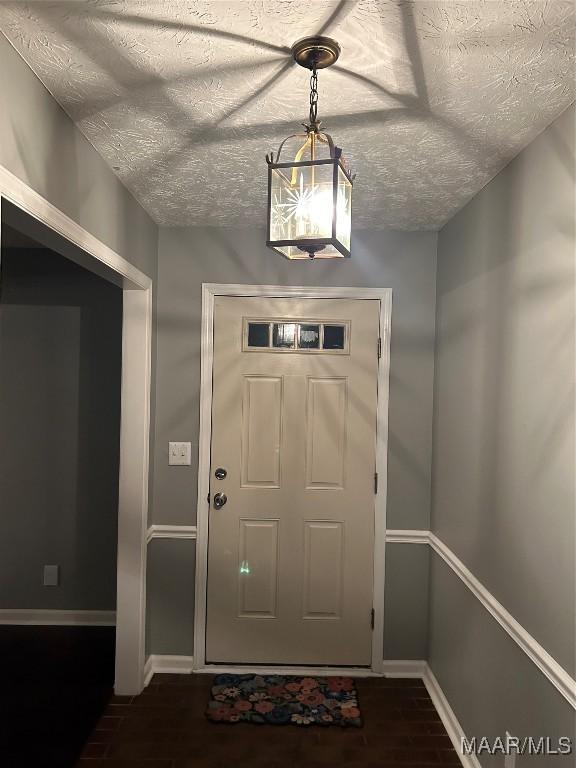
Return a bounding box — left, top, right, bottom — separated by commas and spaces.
205, 296, 380, 666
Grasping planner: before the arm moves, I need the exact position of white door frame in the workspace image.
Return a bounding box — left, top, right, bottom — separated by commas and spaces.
194, 283, 392, 676
0, 165, 152, 695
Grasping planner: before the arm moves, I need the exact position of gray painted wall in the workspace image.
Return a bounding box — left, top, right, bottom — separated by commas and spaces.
430, 103, 575, 759
383, 543, 430, 661
147, 226, 437, 655
0, 247, 122, 610
429, 556, 575, 768
146, 539, 196, 657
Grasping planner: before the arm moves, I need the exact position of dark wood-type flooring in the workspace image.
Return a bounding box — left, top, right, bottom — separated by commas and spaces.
0, 625, 115, 768
76, 673, 462, 768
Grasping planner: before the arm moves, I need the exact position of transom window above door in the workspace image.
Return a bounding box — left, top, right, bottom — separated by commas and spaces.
243, 319, 349, 353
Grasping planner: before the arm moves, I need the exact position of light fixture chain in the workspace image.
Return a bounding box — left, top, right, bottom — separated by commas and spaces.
309, 65, 319, 127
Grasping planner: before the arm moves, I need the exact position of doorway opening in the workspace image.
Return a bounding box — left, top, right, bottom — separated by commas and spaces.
0, 171, 152, 762
0, 211, 122, 764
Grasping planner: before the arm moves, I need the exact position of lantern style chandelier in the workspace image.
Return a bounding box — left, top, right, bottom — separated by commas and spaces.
266, 36, 354, 260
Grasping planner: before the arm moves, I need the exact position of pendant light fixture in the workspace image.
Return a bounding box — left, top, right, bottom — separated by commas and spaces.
266, 36, 354, 259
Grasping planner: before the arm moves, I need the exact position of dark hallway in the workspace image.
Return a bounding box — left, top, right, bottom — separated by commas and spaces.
0, 625, 115, 767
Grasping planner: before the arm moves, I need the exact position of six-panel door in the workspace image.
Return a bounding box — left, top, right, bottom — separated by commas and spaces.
206, 296, 380, 665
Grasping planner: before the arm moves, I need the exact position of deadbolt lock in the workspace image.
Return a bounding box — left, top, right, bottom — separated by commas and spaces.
213, 492, 227, 509
214, 467, 227, 480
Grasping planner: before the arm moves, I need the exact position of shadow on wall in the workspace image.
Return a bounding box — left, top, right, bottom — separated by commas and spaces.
431, 104, 576, 676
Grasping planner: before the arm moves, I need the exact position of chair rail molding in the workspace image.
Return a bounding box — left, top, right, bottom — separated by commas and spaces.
146, 525, 198, 543
385, 530, 576, 709
385, 529, 428, 544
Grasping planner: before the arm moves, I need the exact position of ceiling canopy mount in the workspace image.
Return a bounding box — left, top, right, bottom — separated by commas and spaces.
291, 36, 341, 70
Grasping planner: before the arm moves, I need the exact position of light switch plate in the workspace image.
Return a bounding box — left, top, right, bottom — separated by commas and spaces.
43, 564, 59, 586
169, 441, 192, 466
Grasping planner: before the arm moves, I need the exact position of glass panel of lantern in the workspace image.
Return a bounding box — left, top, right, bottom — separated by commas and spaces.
336, 165, 352, 252
267, 151, 352, 259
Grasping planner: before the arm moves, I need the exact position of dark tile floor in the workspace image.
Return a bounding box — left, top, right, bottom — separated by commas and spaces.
76, 674, 462, 768
0, 625, 115, 768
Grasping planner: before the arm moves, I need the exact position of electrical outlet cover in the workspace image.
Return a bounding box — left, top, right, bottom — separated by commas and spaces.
43, 564, 59, 586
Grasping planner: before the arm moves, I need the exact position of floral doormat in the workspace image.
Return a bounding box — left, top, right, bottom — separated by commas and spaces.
206, 674, 362, 727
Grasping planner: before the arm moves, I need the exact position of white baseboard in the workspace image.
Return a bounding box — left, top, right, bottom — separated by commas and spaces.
382, 659, 427, 677
423, 664, 482, 768
0, 609, 116, 626
144, 654, 195, 686
383, 661, 481, 768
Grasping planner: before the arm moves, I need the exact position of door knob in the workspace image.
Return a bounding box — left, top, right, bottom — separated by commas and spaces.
213, 492, 227, 509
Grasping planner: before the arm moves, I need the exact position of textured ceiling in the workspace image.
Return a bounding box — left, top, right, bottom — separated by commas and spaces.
0, 0, 574, 230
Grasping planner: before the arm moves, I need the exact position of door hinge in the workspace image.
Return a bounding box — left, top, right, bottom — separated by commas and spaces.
377, 336, 382, 359
374, 472, 378, 494
370, 608, 375, 630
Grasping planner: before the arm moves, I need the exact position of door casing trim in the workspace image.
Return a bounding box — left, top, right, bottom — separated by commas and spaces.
194, 284, 392, 674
